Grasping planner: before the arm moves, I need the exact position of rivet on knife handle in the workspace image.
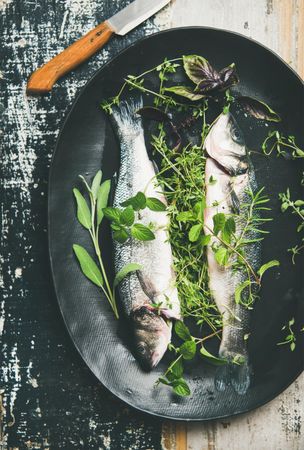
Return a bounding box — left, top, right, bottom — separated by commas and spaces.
26, 21, 114, 95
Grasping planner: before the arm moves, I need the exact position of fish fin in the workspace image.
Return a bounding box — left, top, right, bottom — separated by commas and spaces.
214, 357, 251, 395
215, 364, 231, 391
230, 361, 251, 395
152, 159, 160, 174
230, 188, 240, 214
110, 96, 144, 137
137, 270, 157, 300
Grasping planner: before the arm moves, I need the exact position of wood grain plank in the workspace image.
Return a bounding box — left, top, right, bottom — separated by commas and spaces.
158, 0, 304, 448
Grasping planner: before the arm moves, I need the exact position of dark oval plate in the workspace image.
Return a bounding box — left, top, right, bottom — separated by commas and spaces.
49, 27, 304, 421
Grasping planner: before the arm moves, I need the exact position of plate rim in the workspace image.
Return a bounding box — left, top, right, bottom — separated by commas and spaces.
48, 26, 304, 421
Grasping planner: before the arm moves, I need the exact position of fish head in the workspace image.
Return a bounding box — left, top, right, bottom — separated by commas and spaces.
205, 112, 248, 175
130, 305, 172, 370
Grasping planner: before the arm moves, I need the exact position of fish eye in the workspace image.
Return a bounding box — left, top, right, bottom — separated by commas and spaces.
137, 344, 146, 355
231, 125, 244, 144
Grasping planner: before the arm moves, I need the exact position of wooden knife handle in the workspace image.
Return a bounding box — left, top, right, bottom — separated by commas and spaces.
26, 21, 114, 95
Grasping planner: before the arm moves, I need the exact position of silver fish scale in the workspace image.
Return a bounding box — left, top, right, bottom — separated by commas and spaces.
111, 99, 180, 319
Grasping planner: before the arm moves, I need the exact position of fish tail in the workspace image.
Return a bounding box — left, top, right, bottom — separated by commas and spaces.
110, 96, 144, 138
215, 358, 251, 395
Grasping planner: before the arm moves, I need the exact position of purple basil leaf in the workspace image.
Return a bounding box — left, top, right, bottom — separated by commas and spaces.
170, 124, 182, 153
183, 55, 219, 85
237, 96, 281, 122
164, 85, 205, 101
195, 78, 221, 94
137, 106, 171, 122
219, 63, 239, 88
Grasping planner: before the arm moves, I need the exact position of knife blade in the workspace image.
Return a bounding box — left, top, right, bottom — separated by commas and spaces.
27, 0, 171, 95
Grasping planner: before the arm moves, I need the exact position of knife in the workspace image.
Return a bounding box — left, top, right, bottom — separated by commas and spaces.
26, 0, 170, 95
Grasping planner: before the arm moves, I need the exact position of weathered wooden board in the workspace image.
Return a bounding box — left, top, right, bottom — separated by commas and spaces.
0, 0, 303, 449
160, 1, 304, 449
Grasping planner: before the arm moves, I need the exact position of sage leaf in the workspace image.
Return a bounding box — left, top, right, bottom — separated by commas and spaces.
189, 223, 203, 242
258, 260, 280, 279
180, 340, 196, 360
131, 223, 155, 241
171, 378, 191, 396
103, 207, 121, 223
121, 192, 146, 211
97, 180, 111, 225
164, 85, 204, 101
73, 188, 91, 230
237, 96, 281, 122
200, 345, 227, 365
91, 170, 102, 200
146, 197, 167, 212
113, 263, 142, 289
73, 244, 103, 287
174, 320, 191, 341
120, 206, 135, 226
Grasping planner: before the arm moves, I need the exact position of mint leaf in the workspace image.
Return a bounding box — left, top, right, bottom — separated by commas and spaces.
121, 192, 146, 211
131, 223, 155, 241
189, 223, 203, 242
213, 213, 226, 235
174, 321, 191, 341
171, 378, 191, 396
113, 228, 129, 243
200, 345, 227, 366
103, 207, 121, 223
120, 206, 135, 226
146, 197, 167, 212
258, 260, 280, 279
180, 340, 196, 360
215, 247, 229, 266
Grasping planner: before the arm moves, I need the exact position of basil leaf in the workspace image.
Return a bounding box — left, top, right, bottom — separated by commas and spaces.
103, 207, 121, 223
97, 180, 111, 225
171, 378, 191, 397
164, 85, 204, 101
189, 223, 203, 242
146, 197, 167, 212
258, 260, 280, 279
113, 263, 142, 289
213, 213, 226, 235
73, 244, 103, 287
180, 340, 196, 360
91, 170, 102, 200
237, 96, 281, 122
73, 188, 91, 230
174, 320, 191, 341
121, 192, 146, 211
120, 206, 135, 226
200, 345, 227, 366
183, 55, 217, 85
131, 223, 155, 241
113, 228, 129, 243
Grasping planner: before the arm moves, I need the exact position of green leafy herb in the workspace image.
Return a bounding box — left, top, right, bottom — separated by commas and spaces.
131, 223, 155, 241
73, 244, 103, 287
279, 189, 304, 263
113, 263, 142, 289
73, 188, 92, 230
277, 317, 297, 351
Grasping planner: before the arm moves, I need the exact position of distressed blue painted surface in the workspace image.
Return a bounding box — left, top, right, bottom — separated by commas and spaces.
0, 1, 164, 448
